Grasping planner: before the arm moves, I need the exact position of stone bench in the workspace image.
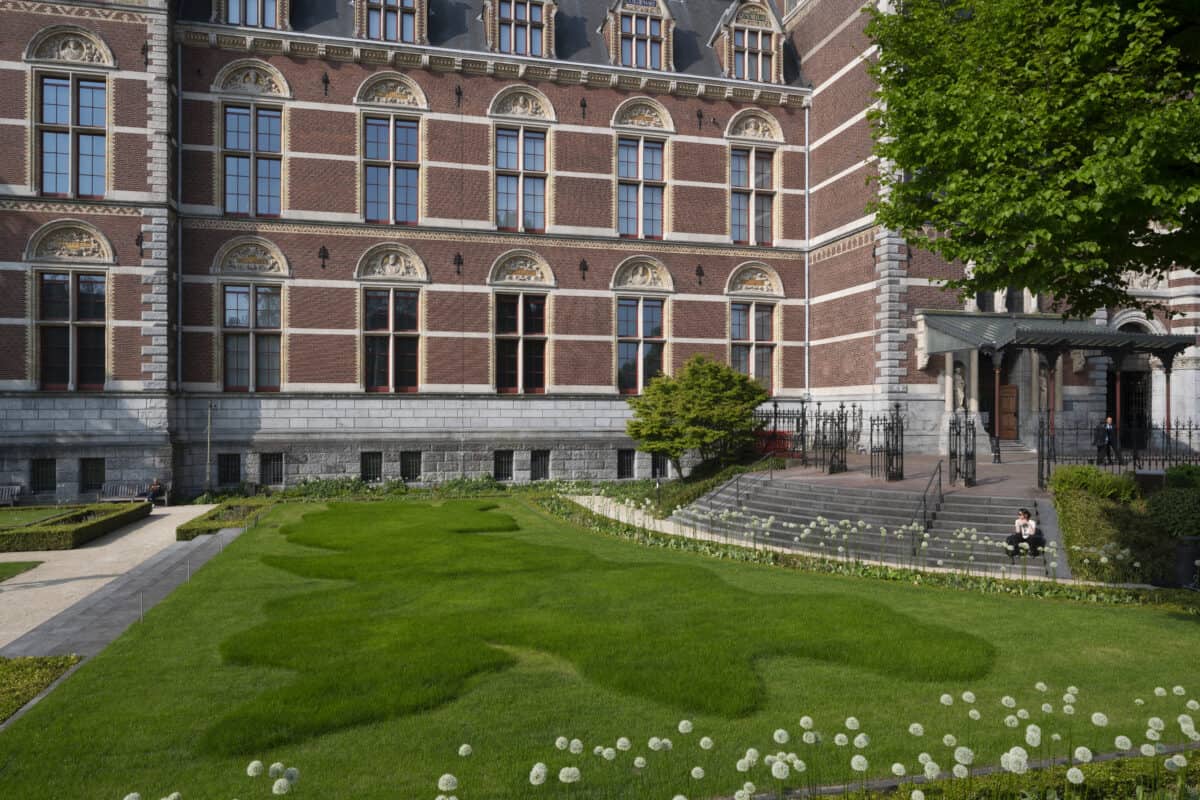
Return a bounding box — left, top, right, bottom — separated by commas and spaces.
0, 485, 20, 507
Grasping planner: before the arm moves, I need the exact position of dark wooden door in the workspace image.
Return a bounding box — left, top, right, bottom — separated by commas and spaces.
998, 385, 1019, 440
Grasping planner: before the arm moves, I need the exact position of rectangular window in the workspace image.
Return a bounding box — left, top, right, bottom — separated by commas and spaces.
617, 138, 665, 239
530, 449, 550, 481
494, 292, 546, 394
361, 288, 421, 392
38, 75, 106, 198
361, 451, 383, 483
224, 104, 281, 216
223, 283, 281, 391
364, 116, 419, 224
79, 458, 105, 492
493, 450, 514, 482
620, 12, 663, 69
217, 453, 241, 486
76, 327, 105, 389
617, 296, 665, 394
651, 452, 669, 479
228, 0, 278, 26
399, 450, 422, 482
366, 0, 416, 42
730, 300, 775, 391
731, 147, 774, 245
260, 452, 284, 486
31, 458, 57, 494
499, 1, 544, 56
38, 273, 106, 391
495, 128, 546, 232
733, 28, 774, 82
617, 448, 635, 479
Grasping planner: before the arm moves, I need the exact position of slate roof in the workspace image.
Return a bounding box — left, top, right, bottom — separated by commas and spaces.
179, 0, 805, 86
919, 311, 1196, 356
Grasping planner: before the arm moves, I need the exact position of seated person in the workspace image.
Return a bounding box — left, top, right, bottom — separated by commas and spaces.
1005, 508, 1045, 562
137, 478, 165, 502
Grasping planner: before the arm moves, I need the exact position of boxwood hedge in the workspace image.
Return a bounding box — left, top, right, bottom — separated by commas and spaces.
0, 502, 151, 552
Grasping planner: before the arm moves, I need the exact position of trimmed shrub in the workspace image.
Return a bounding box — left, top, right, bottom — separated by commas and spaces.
176, 497, 274, 541
1165, 463, 1200, 489
1054, 488, 1173, 585
1048, 464, 1139, 503
1146, 487, 1200, 538
0, 503, 152, 552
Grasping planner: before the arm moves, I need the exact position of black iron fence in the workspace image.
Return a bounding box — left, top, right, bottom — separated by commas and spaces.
948, 412, 977, 487
755, 401, 863, 475
1037, 415, 1200, 488
869, 403, 905, 481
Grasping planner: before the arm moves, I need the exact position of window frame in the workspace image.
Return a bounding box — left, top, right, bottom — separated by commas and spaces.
362, 113, 420, 225
222, 102, 282, 218
730, 145, 776, 246
362, 286, 421, 393
79, 457, 106, 493
493, 449, 514, 482
365, 0, 416, 42
36, 73, 108, 199
493, 291, 547, 395
221, 282, 282, 393
497, 0, 545, 56
732, 26, 775, 82
31, 458, 57, 494
226, 0, 279, 28
617, 136, 666, 240
730, 300, 775, 393
217, 453, 242, 486
616, 295, 666, 395
619, 11, 665, 70
360, 451, 383, 483
259, 452, 285, 485
494, 126, 547, 234
35, 270, 107, 392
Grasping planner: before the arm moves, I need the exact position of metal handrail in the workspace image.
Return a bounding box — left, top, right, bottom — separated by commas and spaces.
734, 453, 779, 506
910, 459, 944, 532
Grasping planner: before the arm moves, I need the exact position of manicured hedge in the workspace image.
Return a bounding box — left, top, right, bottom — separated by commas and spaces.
0, 655, 81, 723
176, 497, 274, 541
1165, 464, 1200, 489
0, 502, 152, 552
1146, 487, 1200, 538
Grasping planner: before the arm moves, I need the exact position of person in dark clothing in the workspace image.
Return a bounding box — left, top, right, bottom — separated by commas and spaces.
1094, 416, 1118, 465
137, 478, 165, 503
1005, 508, 1045, 563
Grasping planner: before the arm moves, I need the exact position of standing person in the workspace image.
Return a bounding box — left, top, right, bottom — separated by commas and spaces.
1094, 416, 1118, 465
1006, 508, 1045, 563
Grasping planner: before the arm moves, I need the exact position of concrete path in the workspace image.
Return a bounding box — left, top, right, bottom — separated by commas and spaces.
0, 504, 214, 651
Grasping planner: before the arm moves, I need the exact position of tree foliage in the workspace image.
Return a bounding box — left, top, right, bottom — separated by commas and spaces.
867, 0, 1200, 316
625, 355, 768, 475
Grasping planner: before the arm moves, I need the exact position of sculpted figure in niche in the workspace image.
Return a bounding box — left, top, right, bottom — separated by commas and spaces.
953, 363, 966, 411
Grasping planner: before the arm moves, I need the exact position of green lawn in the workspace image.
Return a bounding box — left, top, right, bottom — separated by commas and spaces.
0, 561, 41, 583
0, 499, 1195, 799
0, 507, 67, 528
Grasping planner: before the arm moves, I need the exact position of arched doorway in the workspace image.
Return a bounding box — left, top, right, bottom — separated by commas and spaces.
1107, 321, 1153, 448
977, 349, 1019, 438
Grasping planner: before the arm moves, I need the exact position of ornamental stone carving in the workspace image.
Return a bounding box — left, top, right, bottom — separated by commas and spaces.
491, 253, 553, 286
735, 4, 772, 27
494, 90, 548, 119
730, 113, 780, 141
216, 240, 288, 276
218, 63, 287, 96
359, 76, 425, 108
616, 102, 666, 129
613, 259, 671, 291
1123, 270, 1166, 292
358, 245, 428, 281
729, 265, 780, 295
34, 32, 110, 64
32, 225, 110, 261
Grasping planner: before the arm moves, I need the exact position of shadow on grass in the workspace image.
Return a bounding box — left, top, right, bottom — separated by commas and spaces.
200, 500, 996, 755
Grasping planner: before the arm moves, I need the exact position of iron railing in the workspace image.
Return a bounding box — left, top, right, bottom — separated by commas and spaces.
948, 412, 977, 487
869, 402, 905, 481
755, 401, 862, 475
910, 459, 944, 540
1037, 415, 1200, 488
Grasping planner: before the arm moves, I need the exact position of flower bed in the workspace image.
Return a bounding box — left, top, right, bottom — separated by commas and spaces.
0, 502, 151, 552
176, 497, 275, 541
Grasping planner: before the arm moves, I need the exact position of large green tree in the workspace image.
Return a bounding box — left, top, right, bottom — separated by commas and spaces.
625, 355, 768, 476
867, 0, 1200, 315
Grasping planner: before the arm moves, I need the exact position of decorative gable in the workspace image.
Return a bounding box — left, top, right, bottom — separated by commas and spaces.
709, 1, 786, 84
481, 0, 558, 58
600, 0, 675, 72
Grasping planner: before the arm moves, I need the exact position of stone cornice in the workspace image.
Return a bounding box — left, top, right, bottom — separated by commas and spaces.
176, 23, 811, 109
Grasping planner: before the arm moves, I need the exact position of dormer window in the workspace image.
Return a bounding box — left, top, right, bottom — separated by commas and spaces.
733, 28, 772, 81
710, 2, 785, 84
484, 0, 556, 58
601, 0, 673, 72
358, 0, 426, 43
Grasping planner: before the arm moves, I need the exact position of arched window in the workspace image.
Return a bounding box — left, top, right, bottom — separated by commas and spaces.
612, 257, 674, 394
726, 111, 783, 246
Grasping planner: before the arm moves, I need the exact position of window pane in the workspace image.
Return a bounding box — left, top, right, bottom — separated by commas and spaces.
650, 40, 661, 69
77, 274, 106, 321
255, 286, 281, 328
400, 450, 421, 481
523, 339, 544, 392
499, 25, 512, 53
80, 458, 106, 492
731, 343, 751, 375
523, 176, 545, 230
40, 326, 70, 387
515, 25, 527, 55
735, 51, 746, 79
245, 0, 258, 26
264, 0, 276, 26
618, 184, 638, 237
496, 294, 519, 334
41, 77, 70, 125
394, 120, 418, 162
256, 109, 281, 152
762, 53, 773, 81
77, 81, 106, 127
77, 326, 105, 388
225, 155, 251, 213
618, 139, 639, 179
395, 166, 418, 224
732, 191, 749, 242
77, 133, 106, 197
617, 298, 638, 338
523, 295, 544, 334
621, 14, 632, 33
755, 152, 773, 188
218, 453, 241, 485
394, 290, 418, 331
636, 39, 646, 68
361, 451, 383, 482
385, 9, 397, 40
530, 26, 543, 56
530, 3, 542, 23
523, 132, 545, 172
401, 11, 415, 42
394, 336, 418, 390
255, 158, 281, 215
365, 165, 389, 221
500, 0, 511, 18
642, 299, 663, 339
365, 336, 389, 389
31, 458, 57, 493
224, 333, 250, 388
255, 334, 280, 389
755, 346, 773, 389
643, 342, 663, 382
650, 18, 661, 36
621, 37, 632, 66
617, 448, 635, 479
643, 185, 663, 237
618, 341, 638, 392
368, 9, 380, 38
731, 149, 749, 187
636, 16, 646, 34
365, 290, 390, 331
496, 129, 519, 171
755, 305, 774, 341
365, 118, 389, 161
735, 29, 745, 47
39, 273, 70, 320
496, 175, 518, 228
755, 194, 773, 244
731, 303, 749, 341
496, 339, 518, 390
643, 141, 663, 181
531, 448, 550, 481
224, 286, 250, 327
225, 107, 251, 150
41, 131, 70, 194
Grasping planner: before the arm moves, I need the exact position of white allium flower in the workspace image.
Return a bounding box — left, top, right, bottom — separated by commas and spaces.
745, 747, 760, 765
272, 778, 290, 795
802, 731, 817, 744
1180, 714, 1195, 728
437, 775, 458, 792
735, 792, 749, 800
1001, 696, 1016, 708
1140, 743, 1156, 757
1067, 685, 1079, 695
555, 736, 569, 750
557, 767, 580, 784
744, 786, 756, 797
696, 736, 713, 750
800, 715, 814, 730
1051, 733, 1062, 742
954, 746, 974, 766
678, 719, 693, 734
1147, 728, 1161, 741
774, 728, 790, 744
1063, 693, 1077, 704
1136, 698, 1146, 706
924, 761, 941, 780
771, 760, 790, 780
1000, 752, 1011, 771
1004, 715, 1019, 728
1155, 687, 1168, 697
765, 754, 777, 766
167, 793, 181, 800
283, 767, 299, 784
1171, 754, 1187, 768
854, 733, 870, 748
661, 738, 673, 751
602, 747, 616, 761
690, 766, 705, 780
458, 744, 472, 757
845, 716, 860, 731
962, 691, 976, 703
1074, 746, 1093, 764
616, 737, 631, 751
634, 756, 646, 769
1188, 700, 1199, 711
891, 763, 906, 777
1063, 705, 1075, 716
940, 694, 953, 706
918, 752, 931, 765
593, 745, 603, 756
569, 738, 584, 754
1026, 727, 1042, 748
908, 723, 924, 737
1066, 767, 1084, 785
123, 795, 141, 800
530, 763, 548, 786
1173, 686, 1186, 696
736, 759, 749, 773
247, 761, 264, 777
1035, 682, 1048, 692
942, 734, 956, 747
911, 791, 925, 800
648, 736, 662, 751
1091, 712, 1108, 727
1115, 735, 1132, 750
968, 709, 981, 721
851, 755, 868, 772
834, 733, 849, 746
1149, 716, 1165, 731
269, 763, 285, 778
671, 796, 687, 800
1041, 703, 1053, 714
1017, 709, 1030, 720
953, 764, 969, 779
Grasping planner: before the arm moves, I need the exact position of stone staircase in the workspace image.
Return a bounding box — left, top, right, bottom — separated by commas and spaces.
671, 475, 1059, 577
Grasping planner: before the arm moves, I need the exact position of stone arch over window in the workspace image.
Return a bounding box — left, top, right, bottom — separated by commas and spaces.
24, 220, 115, 265
211, 236, 291, 277
1110, 310, 1167, 336
725, 109, 784, 143
611, 256, 674, 293
611, 97, 675, 134
488, 85, 556, 123
355, 243, 429, 282
25, 26, 115, 67
488, 250, 556, 288
355, 72, 429, 111
725, 262, 783, 297
212, 59, 292, 99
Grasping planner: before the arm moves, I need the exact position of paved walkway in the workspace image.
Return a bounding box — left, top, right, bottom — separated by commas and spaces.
0, 504, 214, 652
